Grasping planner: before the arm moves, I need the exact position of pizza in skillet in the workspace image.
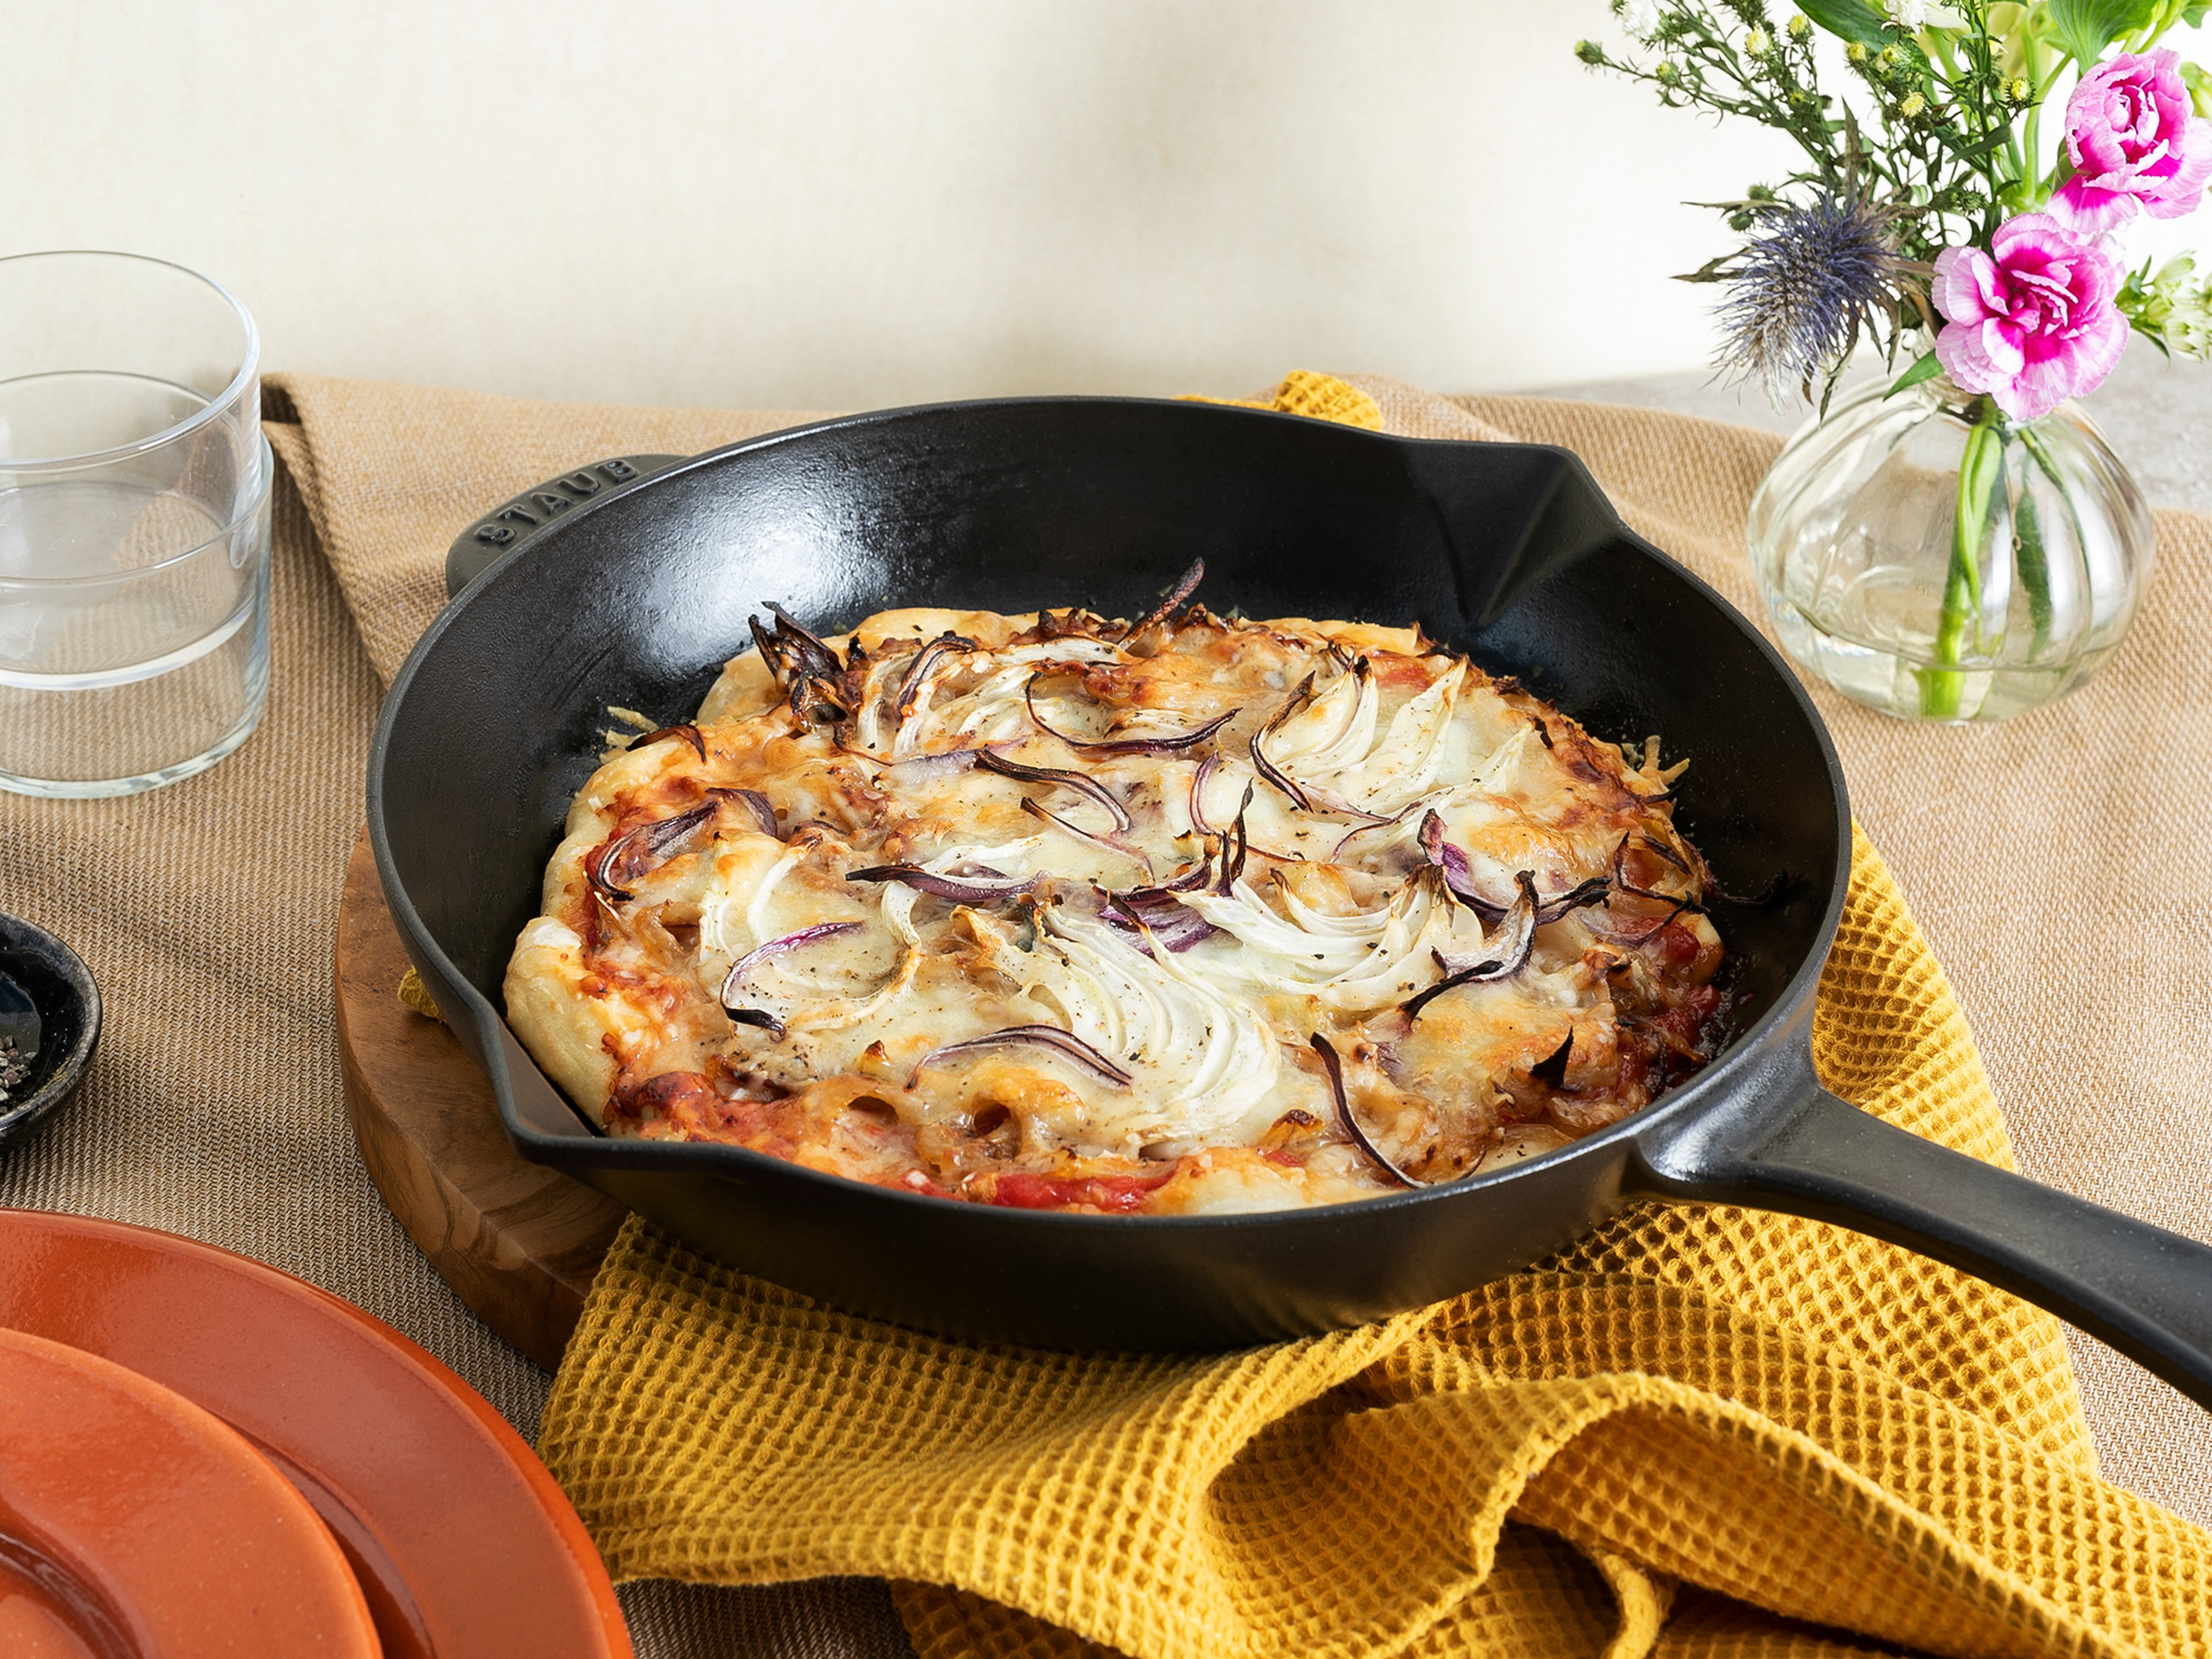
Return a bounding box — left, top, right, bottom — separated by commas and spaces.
504, 564, 1729, 1214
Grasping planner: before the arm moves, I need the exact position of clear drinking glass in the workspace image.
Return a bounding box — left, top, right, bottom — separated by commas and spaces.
0, 251, 271, 797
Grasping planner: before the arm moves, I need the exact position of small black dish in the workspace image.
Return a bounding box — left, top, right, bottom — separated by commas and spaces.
0, 914, 101, 1147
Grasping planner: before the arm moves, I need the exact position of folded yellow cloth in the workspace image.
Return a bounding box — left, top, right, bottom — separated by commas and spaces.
1185, 368, 1385, 430
535, 376, 2212, 1657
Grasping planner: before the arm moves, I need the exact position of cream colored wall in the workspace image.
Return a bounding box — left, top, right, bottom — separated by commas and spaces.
0, 1, 1936, 408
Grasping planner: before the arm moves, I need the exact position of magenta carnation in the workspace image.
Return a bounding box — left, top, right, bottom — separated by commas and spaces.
1932, 214, 2126, 421
2050, 49, 2212, 234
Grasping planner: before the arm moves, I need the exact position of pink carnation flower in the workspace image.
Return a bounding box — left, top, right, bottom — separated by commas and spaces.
2050, 49, 2212, 234
1932, 214, 2127, 421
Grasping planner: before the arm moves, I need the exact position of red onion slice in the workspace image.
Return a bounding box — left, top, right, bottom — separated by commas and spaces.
1188, 753, 1221, 836
1309, 1033, 1418, 1188
708, 786, 781, 839
911, 1024, 1135, 1088
1100, 885, 1218, 952
1248, 732, 1312, 813
1116, 558, 1206, 643
718, 921, 863, 997
717, 921, 865, 1033
1022, 678, 1240, 757
588, 801, 719, 904
1404, 870, 1538, 1019
1330, 800, 1423, 859
979, 752, 1132, 833
845, 865, 1040, 903
626, 724, 707, 761
892, 633, 978, 722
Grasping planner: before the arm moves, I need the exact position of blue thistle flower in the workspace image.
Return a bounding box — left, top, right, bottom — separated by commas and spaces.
1713, 195, 1908, 406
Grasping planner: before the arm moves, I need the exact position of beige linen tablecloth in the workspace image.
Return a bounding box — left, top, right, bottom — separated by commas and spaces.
0, 372, 2204, 1659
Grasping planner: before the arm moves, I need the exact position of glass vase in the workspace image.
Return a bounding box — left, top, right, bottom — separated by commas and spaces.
1746, 373, 2153, 724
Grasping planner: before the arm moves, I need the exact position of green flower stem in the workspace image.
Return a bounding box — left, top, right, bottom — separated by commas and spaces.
2013, 423, 2075, 657
1919, 397, 2005, 718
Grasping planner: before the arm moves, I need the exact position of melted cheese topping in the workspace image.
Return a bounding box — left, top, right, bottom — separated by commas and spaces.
504, 600, 1726, 1214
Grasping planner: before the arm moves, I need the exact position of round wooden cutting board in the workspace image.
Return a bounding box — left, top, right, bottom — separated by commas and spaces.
335, 830, 624, 1369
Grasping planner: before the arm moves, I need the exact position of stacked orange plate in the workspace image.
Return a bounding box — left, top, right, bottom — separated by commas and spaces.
0, 1209, 630, 1658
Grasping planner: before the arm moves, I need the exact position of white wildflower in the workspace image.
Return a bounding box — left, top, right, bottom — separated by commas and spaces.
1883, 0, 1967, 24
1615, 0, 1664, 40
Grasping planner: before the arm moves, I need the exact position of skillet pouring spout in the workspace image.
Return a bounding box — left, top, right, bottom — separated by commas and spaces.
1632, 1033, 2212, 1408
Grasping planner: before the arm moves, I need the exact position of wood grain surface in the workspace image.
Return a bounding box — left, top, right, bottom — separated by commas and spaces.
335, 830, 624, 1369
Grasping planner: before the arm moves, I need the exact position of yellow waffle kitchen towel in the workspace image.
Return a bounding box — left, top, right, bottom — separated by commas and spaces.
536, 379, 2212, 1659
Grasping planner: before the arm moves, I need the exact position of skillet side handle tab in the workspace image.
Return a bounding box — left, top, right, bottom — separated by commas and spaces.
1633, 1066, 2212, 1408
445, 454, 684, 600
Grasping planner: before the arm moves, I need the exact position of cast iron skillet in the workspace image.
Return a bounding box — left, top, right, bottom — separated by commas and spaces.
370, 397, 2212, 1402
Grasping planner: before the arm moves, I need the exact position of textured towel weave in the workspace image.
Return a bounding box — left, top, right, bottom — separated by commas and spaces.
539, 831, 2208, 1658
528, 378, 2211, 1658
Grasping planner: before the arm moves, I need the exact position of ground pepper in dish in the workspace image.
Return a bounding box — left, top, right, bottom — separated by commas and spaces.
505, 564, 1730, 1215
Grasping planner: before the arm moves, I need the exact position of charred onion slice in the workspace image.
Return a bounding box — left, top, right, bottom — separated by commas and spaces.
709, 786, 781, 839
1022, 677, 1240, 757
911, 1024, 1135, 1088
1403, 870, 1538, 1020
1607, 834, 1706, 923
1533, 877, 1613, 925
588, 801, 719, 904
762, 602, 842, 679
893, 632, 978, 721
626, 724, 707, 761
748, 615, 787, 682
845, 864, 1040, 903
979, 751, 1132, 833
1529, 1032, 1575, 1089
1210, 789, 1253, 895
1702, 866, 1788, 907
1421, 813, 1607, 926
1116, 558, 1206, 644
1309, 1032, 1418, 1189
1249, 676, 1317, 810
790, 674, 853, 724
725, 1007, 788, 1039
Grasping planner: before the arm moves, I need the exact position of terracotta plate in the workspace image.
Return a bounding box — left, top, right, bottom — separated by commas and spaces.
0, 1326, 380, 1659
0, 1210, 630, 1659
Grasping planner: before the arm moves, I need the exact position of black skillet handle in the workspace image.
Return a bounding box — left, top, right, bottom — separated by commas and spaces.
1632, 1050, 2212, 1407
445, 454, 684, 599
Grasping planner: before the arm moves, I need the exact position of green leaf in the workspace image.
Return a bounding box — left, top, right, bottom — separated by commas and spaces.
2183, 60, 2212, 122
2183, 3, 2209, 25
1794, 0, 1892, 47
1886, 351, 1944, 397
2042, 0, 2161, 66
